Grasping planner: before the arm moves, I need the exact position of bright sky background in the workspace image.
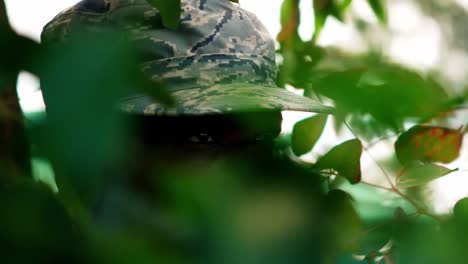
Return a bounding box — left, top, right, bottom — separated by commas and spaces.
5, 0, 468, 213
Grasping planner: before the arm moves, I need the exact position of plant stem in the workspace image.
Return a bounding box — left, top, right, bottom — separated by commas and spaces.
393, 188, 443, 222
360, 180, 393, 191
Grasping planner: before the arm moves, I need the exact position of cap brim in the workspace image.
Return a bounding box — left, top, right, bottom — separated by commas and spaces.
119, 84, 334, 115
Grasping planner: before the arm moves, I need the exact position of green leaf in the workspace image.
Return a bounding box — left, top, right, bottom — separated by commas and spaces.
394, 206, 407, 220
0, 7, 40, 88
311, 67, 450, 132
324, 190, 362, 250
397, 162, 457, 188
314, 139, 363, 184
291, 114, 328, 156
367, 0, 387, 24
395, 126, 464, 164
278, 0, 300, 43
454, 197, 468, 221
146, 0, 181, 30
339, 0, 353, 11
312, 0, 346, 42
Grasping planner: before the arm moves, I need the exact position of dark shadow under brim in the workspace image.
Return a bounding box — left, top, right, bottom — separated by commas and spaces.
119, 84, 335, 116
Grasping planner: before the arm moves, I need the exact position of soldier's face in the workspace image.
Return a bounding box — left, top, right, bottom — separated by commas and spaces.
128, 111, 283, 190
132, 111, 283, 162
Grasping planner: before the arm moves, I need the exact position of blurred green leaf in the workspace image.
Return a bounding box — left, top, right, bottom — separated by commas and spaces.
312, 0, 352, 42
394, 206, 407, 220
146, 0, 181, 30
395, 126, 464, 164
311, 67, 450, 131
0, 1, 39, 88
0, 180, 81, 263
292, 114, 328, 156
314, 138, 362, 184
323, 189, 363, 251
339, 0, 353, 10
40, 29, 149, 205
278, 0, 300, 44
367, 0, 387, 24
453, 197, 468, 221
397, 162, 457, 188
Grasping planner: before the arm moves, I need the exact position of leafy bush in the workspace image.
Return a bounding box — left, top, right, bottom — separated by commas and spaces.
1, 0, 467, 263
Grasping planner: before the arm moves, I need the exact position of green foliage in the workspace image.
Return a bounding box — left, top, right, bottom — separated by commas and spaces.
310, 67, 450, 131
313, 139, 363, 184
0, 0, 39, 87
40, 29, 174, 205
312, 0, 351, 42
397, 162, 457, 188
291, 114, 328, 155
453, 197, 468, 220
1, 0, 468, 263
0, 181, 82, 263
366, 0, 387, 24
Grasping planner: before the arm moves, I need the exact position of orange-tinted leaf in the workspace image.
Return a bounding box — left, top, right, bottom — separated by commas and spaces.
313, 139, 363, 184
395, 126, 464, 164
291, 114, 328, 156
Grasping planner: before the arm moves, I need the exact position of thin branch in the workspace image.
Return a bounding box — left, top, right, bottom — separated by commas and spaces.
361, 180, 393, 192
308, 85, 444, 222
393, 188, 443, 222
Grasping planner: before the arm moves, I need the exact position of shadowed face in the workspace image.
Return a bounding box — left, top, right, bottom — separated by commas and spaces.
127, 111, 283, 191
133, 111, 282, 155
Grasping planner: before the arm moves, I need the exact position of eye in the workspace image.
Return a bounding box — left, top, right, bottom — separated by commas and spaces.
187, 132, 214, 144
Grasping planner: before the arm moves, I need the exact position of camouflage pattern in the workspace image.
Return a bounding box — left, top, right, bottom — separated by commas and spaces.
42, 0, 332, 115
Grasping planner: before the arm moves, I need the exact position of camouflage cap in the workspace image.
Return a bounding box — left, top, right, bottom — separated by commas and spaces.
42, 0, 333, 115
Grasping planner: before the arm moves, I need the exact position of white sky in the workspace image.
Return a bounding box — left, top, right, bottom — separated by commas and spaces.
5, 0, 468, 213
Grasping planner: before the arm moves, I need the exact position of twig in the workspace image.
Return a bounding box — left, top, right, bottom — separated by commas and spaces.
308, 86, 443, 222
342, 122, 443, 222
360, 180, 393, 192
393, 188, 443, 222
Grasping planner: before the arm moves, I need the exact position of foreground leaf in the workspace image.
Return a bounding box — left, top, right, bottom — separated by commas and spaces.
367, 0, 387, 24
397, 162, 457, 188
313, 0, 346, 42
395, 126, 464, 164
146, 0, 181, 30
311, 67, 449, 132
277, 0, 300, 44
454, 197, 468, 221
314, 139, 363, 184
324, 190, 362, 250
291, 114, 328, 156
